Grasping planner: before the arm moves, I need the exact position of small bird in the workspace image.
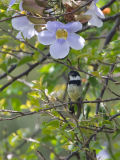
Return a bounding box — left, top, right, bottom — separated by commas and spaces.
67, 70, 82, 118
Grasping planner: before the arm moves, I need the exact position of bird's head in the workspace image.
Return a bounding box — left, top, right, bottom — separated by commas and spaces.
68, 71, 81, 81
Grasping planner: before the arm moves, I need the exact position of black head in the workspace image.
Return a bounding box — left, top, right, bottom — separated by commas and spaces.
68, 71, 80, 77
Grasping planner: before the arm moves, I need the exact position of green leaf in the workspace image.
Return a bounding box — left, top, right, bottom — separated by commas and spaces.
18, 56, 33, 66
88, 77, 98, 87
46, 120, 60, 128
11, 98, 21, 111
0, 39, 8, 46
50, 152, 55, 160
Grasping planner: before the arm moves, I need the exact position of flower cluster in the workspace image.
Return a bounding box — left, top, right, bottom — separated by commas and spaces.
9, 0, 104, 59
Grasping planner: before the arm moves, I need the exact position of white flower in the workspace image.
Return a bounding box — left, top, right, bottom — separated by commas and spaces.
12, 16, 37, 41
38, 21, 85, 59
84, 0, 105, 28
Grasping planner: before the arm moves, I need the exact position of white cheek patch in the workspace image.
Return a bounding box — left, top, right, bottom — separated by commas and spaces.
70, 75, 81, 81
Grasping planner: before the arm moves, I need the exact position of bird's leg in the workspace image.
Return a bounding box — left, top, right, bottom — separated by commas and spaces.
76, 97, 83, 119
69, 98, 74, 114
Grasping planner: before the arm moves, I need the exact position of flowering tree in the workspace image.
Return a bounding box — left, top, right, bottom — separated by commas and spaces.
0, 0, 120, 159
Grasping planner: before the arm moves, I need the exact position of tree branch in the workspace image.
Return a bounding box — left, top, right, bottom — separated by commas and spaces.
96, 63, 115, 114
0, 54, 50, 92
104, 17, 120, 47
0, 64, 17, 80
101, 0, 116, 10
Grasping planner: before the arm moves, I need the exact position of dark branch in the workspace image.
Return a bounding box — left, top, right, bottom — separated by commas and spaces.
36, 151, 46, 160
96, 63, 115, 114
0, 54, 50, 92
104, 17, 120, 47
65, 151, 79, 160
109, 113, 120, 121
0, 64, 17, 80
103, 12, 120, 22
101, 0, 116, 10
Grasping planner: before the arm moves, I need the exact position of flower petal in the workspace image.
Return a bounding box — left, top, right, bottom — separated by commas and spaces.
89, 1, 95, 10
88, 15, 103, 27
9, 0, 16, 7
94, 0, 99, 3
67, 33, 85, 50
84, 9, 94, 17
19, 1, 23, 11
95, 6, 105, 18
22, 27, 36, 39
16, 32, 24, 41
50, 40, 69, 59
65, 21, 82, 33
12, 16, 33, 30
84, 5, 104, 27
38, 30, 56, 45
46, 21, 64, 32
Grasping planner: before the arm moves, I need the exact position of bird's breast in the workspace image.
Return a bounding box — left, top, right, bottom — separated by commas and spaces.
68, 84, 81, 101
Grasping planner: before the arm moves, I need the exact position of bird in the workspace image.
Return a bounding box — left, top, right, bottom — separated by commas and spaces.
67, 70, 82, 118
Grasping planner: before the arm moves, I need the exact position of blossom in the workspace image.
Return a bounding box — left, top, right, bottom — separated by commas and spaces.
84, 0, 105, 28
38, 21, 85, 59
12, 16, 37, 41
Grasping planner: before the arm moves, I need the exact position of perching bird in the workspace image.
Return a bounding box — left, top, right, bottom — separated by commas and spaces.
67, 70, 82, 118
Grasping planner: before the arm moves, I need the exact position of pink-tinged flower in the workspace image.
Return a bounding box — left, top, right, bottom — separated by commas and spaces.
12, 16, 37, 41
84, 0, 105, 28
38, 21, 85, 59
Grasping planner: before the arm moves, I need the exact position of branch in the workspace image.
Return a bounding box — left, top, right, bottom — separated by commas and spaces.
107, 87, 120, 97
84, 97, 120, 103
0, 0, 93, 22
36, 151, 46, 160
65, 151, 79, 160
83, 112, 120, 147
103, 12, 120, 22
0, 64, 17, 80
1, 97, 120, 121
0, 103, 62, 121
12, 128, 41, 152
0, 14, 25, 23
0, 27, 45, 56
83, 125, 105, 148
109, 113, 120, 121
101, 0, 116, 10
104, 17, 120, 47
96, 63, 115, 114
0, 54, 50, 92
54, 59, 120, 84
95, 15, 120, 114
